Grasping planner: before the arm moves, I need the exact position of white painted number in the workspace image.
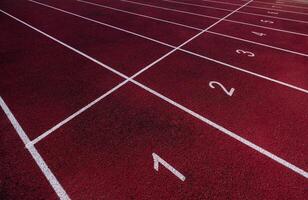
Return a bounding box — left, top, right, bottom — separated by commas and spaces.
260, 19, 274, 24
251, 31, 266, 37
267, 11, 279, 15
152, 153, 186, 182
209, 81, 235, 97
236, 49, 255, 57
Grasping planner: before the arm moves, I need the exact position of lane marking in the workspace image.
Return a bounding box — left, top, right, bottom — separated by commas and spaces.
3, 0, 308, 97
152, 153, 186, 181
74, 0, 308, 57
27, 80, 130, 147
121, 0, 308, 37
161, 0, 308, 24
0, 97, 71, 200
3, 5, 307, 180
76, 0, 200, 31
200, 0, 308, 16
251, 0, 308, 9
24, 1, 308, 93
206, 30, 308, 58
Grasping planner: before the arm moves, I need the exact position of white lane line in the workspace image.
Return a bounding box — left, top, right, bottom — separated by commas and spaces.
130, 79, 308, 179
162, 0, 308, 24
252, 0, 308, 9
0, 97, 71, 200
0, 9, 128, 79
76, 0, 308, 57
3, 5, 307, 180
121, 0, 308, 37
126, 0, 255, 79
207, 30, 308, 58
76, 0, 201, 31
27, 80, 130, 146
201, 0, 308, 16
27, 0, 175, 48
178, 47, 308, 94
5, 2, 308, 94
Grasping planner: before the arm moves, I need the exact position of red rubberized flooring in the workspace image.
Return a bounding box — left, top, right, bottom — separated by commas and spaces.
0, 0, 307, 199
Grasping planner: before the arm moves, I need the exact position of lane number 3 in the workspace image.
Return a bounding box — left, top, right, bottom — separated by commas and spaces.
209, 81, 235, 96
152, 153, 186, 182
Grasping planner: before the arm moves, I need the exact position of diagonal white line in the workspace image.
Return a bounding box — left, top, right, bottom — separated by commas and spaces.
121, 0, 308, 37
162, 0, 308, 24
22, 1, 308, 94
77, 0, 308, 58
77, 0, 201, 31
0, 97, 71, 200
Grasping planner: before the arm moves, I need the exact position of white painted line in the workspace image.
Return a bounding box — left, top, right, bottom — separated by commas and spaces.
6, 1, 308, 95
178, 47, 308, 94
5, 1, 308, 94
252, 0, 308, 9
77, 0, 201, 31
130, 79, 308, 179
121, 0, 308, 37
75, 0, 308, 57
128, 0, 254, 79
201, 0, 308, 16
27, 80, 130, 146
162, 0, 308, 24
0, 9, 128, 80
3, 3, 307, 180
27, 0, 175, 49
0, 97, 71, 200
207, 30, 308, 57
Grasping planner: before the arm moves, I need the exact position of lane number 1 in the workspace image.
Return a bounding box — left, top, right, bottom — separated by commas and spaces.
152, 153, 186, 182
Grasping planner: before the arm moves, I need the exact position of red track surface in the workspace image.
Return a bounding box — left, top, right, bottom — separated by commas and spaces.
1, 0, 307, 199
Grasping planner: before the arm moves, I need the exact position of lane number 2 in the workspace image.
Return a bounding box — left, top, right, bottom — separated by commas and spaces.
209, 81, 235, 97
251, 31, 266, 37
236, 49, 255, 57
152, 153, 186, 182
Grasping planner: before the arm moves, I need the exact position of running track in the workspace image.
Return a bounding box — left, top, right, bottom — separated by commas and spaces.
0, 0, 307, 199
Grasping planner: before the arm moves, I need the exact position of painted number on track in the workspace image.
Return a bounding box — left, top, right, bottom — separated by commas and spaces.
260, 19, 274, 24
209, 81, 235, 97
251, 31, 266, 37
236, 49, 255, 57
152, 153, 186, 182
267, 11, 279, 15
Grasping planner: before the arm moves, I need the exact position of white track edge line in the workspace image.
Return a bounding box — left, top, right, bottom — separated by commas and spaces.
0, 97, 71, 200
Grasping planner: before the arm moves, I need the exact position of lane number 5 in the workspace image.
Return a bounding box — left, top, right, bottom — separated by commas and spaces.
236, 49, 255, 57
152, 153, 186, 182
209, 81, 235, 96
